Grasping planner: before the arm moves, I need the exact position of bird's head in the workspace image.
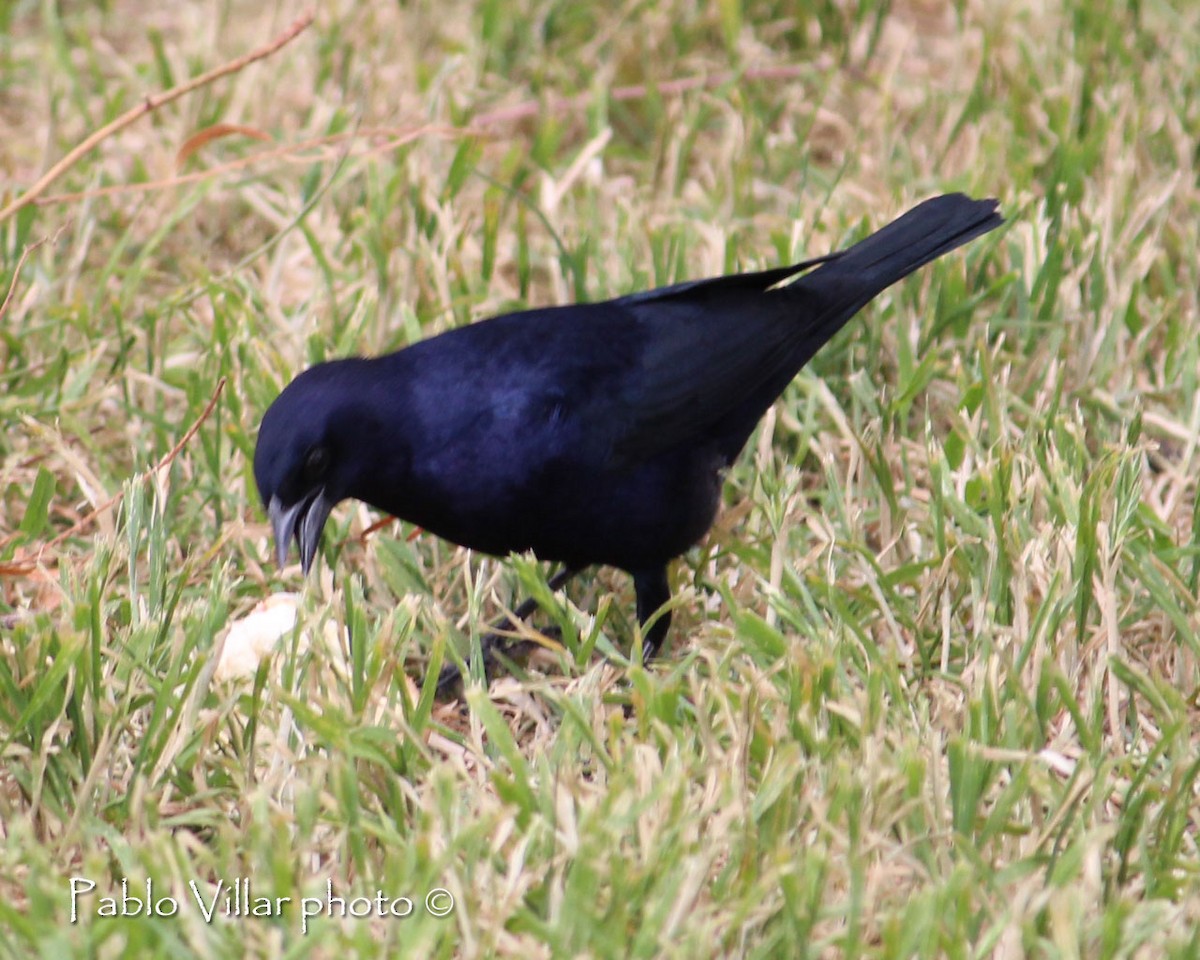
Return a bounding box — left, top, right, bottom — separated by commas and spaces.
253, 360, 377, 574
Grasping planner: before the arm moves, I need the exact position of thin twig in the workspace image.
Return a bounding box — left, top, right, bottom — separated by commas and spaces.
28, 65, 808, 210
0, 11, 315, 225
472, 64, 810, 127
0, 378, 227, 573
34, 125, 460, 207
0, 225, 71, 323
338, 515, 398, 549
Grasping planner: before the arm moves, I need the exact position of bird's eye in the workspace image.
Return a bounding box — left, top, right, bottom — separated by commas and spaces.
304, 446, 331, 479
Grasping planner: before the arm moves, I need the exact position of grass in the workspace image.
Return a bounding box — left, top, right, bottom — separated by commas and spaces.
2, 0, 1199, 956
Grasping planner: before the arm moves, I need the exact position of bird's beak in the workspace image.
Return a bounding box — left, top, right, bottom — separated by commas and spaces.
268, 489, 334, 574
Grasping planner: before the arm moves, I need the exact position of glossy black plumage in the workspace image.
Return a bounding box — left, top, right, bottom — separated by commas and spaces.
254, 193, 1002, 681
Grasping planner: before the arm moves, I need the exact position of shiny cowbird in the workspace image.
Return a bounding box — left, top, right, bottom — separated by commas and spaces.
254, 193, 1002, 687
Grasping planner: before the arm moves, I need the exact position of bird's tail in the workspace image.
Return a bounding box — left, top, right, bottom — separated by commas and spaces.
798, 193, 1003, 318
707, 193, 1002, 463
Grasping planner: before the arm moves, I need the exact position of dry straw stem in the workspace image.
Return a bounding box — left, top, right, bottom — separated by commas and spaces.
0, 377, 227, 576
30, 66, 810, 210
0, 225, 65, 323
34, 125, 463, 207
470, 64, 810, 126
0, 10, 315, 226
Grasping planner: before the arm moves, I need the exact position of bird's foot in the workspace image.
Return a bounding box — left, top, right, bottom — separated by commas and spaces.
432, 566, 577, 699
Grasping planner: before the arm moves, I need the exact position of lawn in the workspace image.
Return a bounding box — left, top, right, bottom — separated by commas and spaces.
1, 0, 1198, 957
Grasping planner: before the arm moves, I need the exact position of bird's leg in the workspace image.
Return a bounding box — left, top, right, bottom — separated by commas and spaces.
632, 566, 672, 662
434, 565, 579, 698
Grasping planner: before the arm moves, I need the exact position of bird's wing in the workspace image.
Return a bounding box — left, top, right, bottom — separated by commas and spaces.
603, 194, 1003, 466
615, 255, 835, 307
602, 263, 835, 466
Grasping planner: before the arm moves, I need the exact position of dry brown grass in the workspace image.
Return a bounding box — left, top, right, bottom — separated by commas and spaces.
1, 0, 1198, 956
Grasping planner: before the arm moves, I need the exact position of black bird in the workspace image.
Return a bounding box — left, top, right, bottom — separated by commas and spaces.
254, 193, 1001, 688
